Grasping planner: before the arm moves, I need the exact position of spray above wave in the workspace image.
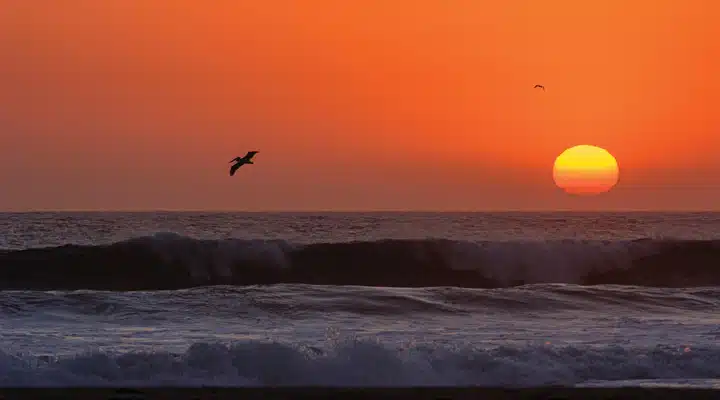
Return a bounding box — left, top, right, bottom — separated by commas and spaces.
1, 340, 717, 387
1, 233, 720, 290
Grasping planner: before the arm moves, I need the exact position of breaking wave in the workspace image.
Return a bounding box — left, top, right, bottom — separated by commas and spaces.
1, 340, 719, 387
2, 233, 720, 290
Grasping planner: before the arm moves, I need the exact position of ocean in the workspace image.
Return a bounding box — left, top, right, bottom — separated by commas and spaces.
1, 212, 720, 388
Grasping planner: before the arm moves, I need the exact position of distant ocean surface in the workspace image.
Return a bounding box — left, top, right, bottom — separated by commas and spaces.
2, 212, 720, 388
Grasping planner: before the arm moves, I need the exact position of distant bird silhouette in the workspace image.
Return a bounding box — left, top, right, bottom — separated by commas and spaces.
229, 151, 259, 176
534, 84, 545, 91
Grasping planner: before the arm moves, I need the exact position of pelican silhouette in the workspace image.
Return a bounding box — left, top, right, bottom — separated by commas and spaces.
534, 84, 545, 91
229, 151, 259, 176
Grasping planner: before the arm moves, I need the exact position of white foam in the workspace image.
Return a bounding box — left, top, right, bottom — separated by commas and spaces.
1, 340, 718, 387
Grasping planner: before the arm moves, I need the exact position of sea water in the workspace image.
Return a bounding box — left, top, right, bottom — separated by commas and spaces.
1, 212, 720, 387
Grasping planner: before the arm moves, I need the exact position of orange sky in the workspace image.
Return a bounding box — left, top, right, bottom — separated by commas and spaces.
1, 0, 719, 211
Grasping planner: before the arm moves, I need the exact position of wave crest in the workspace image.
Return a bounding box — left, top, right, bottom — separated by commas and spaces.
1, 234, 720, 290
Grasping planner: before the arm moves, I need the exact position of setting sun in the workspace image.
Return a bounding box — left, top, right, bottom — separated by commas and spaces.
553, 145, 619, 196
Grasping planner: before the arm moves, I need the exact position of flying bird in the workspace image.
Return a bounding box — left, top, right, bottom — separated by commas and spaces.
229, 151, 259, 176
534, 84, 545, 91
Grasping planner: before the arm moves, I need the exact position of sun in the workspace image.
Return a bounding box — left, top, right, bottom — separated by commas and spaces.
553, 145, 619, 196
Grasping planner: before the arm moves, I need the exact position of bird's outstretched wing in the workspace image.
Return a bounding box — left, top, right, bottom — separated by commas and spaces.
243, 151, 259, 161
534, 84, 545, 91
229, 162, 243, 176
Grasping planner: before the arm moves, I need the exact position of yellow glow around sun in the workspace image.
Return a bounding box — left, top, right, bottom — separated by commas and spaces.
553, 145, 619, 195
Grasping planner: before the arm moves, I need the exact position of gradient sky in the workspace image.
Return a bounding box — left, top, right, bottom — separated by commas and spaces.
1, 0, 719, 211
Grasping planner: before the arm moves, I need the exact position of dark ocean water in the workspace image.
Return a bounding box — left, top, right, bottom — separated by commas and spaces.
2, 212, 720, 388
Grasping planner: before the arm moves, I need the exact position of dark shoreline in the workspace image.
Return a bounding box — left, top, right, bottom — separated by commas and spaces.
1, 388, 720, 400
